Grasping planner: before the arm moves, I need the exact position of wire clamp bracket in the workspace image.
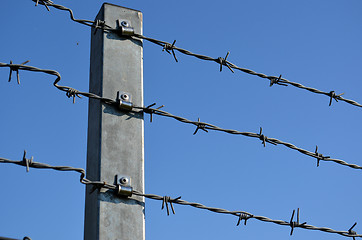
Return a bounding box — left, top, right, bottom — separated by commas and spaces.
117, 19, 134, 36
116, 91, 133, 111
116, 174, 133, 197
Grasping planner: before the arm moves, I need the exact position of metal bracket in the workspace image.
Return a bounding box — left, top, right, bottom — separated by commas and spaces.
116, 174, 133, 197
116, 19, 134, 36
116, 91, 133, 111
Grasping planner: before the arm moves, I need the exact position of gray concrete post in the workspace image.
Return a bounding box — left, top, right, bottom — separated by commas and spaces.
84, 3, 144, 240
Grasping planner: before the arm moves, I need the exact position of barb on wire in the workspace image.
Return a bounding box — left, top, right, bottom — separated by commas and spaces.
258, 127, 267, 147
22, 150, 33, 172
329, 91, 345, 106
1, 152, 360, 239
30, 0, 362, 109
66, 87, 82, 104
217, 52, 234, 73
258, 127, 277, 147
193, 118, 208, 135
144, 103, 164, 122
162, 40, 178, 62
35, 0, 51, 11
269, 74, 287, 87
8, 60, 30, 84
289, 208, 307, 236
349, 222, 358, 240
315, 145, 330, 167
162, 196, 182, 215
237, 213, 252, 226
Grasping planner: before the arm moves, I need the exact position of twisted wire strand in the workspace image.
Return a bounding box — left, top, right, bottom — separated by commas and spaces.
32, 0, 97, 27
133, 190, 360, 238
0, 153, 359, 238
0, 237, 32, 240
1, 61, 361, 171
0, 62, 115, 106
31, 0, 362, 109
131, 37, 362, 109
135, 106, 362, 170
0, 153, 116, 190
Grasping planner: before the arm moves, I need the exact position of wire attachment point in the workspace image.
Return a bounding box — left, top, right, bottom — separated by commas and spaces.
116, 91, 133, 111
217, 52, 234, 73
163, 40, 178, 62
116, 19, 134, 36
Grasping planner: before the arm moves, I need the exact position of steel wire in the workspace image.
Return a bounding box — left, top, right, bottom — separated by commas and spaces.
133, 190, 360, 238
0, 237, 31, 240
1, 61, 361, 171
0, 152, 360, 239
135, 105, 362, 170
31, 0, 362, 109
1, 2, 359, 239
0, 151, 116, 190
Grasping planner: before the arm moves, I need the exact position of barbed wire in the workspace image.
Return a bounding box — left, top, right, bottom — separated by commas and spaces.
0, 150, 116, 191
0, 151, 360, 239
0, 2, 358, 239
1, 61, 361, 171
134, 191, 360, 239
136, 105, 362, 171
31, 0, 362, 109
0, 237, 32, 240
0, 61, 114, 105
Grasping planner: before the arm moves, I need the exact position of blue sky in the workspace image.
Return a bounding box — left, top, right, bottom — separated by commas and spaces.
1, 0, 362, 239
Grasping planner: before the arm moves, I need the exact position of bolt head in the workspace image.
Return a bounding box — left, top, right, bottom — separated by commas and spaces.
120, 177, 129, 184
121, 21, 129, 27
121, 94, 129, 101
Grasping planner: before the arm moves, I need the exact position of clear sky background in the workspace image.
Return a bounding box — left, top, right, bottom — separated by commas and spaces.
1, 0, 362, 240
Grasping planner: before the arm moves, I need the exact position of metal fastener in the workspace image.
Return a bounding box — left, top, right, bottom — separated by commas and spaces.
121, 94, 129, 101
121, 21, 129, 27
116, 91, 133, 111
120, 177, 129, 185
